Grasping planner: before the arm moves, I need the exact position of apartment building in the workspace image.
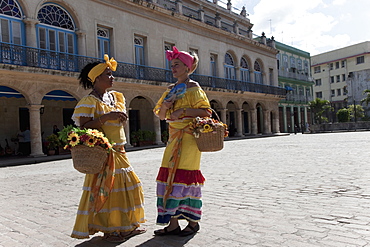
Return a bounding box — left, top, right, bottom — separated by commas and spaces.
275, 41, 314, 133
311, 41, 370, 122
0, 0, 286, 157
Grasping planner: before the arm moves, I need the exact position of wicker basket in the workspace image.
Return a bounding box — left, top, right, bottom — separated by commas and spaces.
71, 145, 108, 174
195, 125, 225, 152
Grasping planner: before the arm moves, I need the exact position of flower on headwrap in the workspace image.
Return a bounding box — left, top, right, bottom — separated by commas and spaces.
88, 54, 117, 83
165, 46, 194, 69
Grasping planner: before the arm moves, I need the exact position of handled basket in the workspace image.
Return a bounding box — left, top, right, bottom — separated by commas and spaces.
194, 109, 226, 152
71, 145, 108, 174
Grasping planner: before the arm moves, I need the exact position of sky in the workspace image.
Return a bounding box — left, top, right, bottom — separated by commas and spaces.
230, 0, 370, 56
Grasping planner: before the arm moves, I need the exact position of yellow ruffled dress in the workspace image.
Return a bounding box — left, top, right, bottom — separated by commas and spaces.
71, 91, 145, 239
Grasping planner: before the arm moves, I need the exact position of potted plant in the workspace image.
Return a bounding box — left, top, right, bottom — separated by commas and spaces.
161, 130, 169, 144
46, 134, 61, 155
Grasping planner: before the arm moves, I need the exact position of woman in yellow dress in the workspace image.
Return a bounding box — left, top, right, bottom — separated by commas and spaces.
70, 55, 146, 242
153, 47, 211, 237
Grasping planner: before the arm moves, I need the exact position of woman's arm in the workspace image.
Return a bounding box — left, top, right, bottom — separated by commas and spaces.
79, 111, 128, 129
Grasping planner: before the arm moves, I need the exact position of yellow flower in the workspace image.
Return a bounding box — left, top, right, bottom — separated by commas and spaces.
67, 133, 80, 146
202, 124, 213, 133
85, 136, 97, 147
87, 129, 104, 138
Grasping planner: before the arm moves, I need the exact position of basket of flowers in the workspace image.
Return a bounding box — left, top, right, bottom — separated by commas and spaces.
59, 125, 114, 174
189, 113, 229, 152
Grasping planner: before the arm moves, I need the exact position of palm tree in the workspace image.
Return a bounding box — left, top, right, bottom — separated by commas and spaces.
308, 98, 333, 124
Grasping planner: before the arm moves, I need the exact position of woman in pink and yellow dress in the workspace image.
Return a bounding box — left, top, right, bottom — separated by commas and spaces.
153, 47, 211, 237
70, 55, 146, 242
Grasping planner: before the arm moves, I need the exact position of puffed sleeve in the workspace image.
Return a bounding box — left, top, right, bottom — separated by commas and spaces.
112, 91, 126, 113
190, 88, 211, 109
153, 90, 170, 116
71, 96, 96, 127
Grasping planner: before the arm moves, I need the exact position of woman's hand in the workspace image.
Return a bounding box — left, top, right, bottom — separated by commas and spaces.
107, 111, 128, 123
170, 108, 184, 120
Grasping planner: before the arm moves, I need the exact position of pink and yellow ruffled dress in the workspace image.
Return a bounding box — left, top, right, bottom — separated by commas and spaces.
70, 91, 145, 239
153, 86, 210, 224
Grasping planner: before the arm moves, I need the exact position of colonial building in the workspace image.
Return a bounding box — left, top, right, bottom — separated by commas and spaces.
275, 41, 314, 132
0, 0, 286, 157
311, 41, 370, 122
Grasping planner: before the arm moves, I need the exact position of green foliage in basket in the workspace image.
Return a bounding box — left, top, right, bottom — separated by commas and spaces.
58, 125, 114, 152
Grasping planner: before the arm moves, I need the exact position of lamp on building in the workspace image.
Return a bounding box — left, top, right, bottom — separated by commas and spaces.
40, 107, 45, 115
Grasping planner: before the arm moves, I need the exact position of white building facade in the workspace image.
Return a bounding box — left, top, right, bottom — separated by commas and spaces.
0, 0, 286, 156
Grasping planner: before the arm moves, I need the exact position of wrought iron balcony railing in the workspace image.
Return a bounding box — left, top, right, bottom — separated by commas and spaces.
0, 42, 287, 97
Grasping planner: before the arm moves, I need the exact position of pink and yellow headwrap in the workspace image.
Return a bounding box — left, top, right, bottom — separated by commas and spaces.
165, 46, 194, 69
88, 54, 117, 83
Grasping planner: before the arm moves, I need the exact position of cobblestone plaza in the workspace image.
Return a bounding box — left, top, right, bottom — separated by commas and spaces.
1, 132, 370, 246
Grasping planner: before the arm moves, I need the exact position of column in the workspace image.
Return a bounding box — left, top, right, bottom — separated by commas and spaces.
220, 108, 227, 125
304, 106, 308, 130
27, 104, 46, 157
250, 108, 257, 135
154, 116, 163, 145
290, 106, 295, 132
297, 106, 302, 126
263, 110, 271, 134
273, 109, 280, 133
76, 29, 87, 56
282, 105, 287, 133
198, 6, 204, 23
236, 109, 243, 137
23, 18, 39, 47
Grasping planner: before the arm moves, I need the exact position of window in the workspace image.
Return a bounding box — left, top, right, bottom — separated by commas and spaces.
134, 36, 145, 65
297, 59, 302, 71
210, 54, 217, 77
335, 62, 339, 69
254, 60, 263, 84
290, 56, 296, 68
282, 55, 288, 69
357, 56, 364, 64
330, 76, 334, 83
331, 90, 335, 97
304, 61, 309, 74
224, 53, 235, 80
314, 66, 321, 73
164, 43, 174, 81
342, 74, 346, 81
240, 57, 250, 82
0, 0, 24, 64
97, 27, 110, 58
37, 3, 76, 70
329, 63, 333, 70
276, 54, 280, 70
336, 75, 340, 83
341, 60, 346, 68
315, 79, 322, 86
37, 4, 76, 53
134, 36, 145, 79
337, 89, 341, 96
316, 92, 323, 98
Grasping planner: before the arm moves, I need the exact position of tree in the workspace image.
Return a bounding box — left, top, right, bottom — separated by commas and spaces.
348, 104, 364, 121
336, 108, 350, 122
308, 98, 333, 124
361, 89, 370, 106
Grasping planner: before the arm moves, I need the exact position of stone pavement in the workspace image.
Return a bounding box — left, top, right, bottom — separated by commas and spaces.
1, 132, 370, 247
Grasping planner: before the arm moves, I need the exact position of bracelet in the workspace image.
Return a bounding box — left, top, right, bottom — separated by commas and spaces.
98, 117, 104, 126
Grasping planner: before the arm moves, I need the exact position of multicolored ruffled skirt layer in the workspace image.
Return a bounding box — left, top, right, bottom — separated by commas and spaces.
71, 152, 145, 239
156, 167, 205, 225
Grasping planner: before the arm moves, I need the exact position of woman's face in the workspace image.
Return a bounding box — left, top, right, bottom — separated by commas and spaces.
171, 59, 188, 78
96, 68, 114, 88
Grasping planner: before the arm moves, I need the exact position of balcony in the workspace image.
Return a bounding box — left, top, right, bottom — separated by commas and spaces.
281, 94, 313, 104
0, 42, 287, 97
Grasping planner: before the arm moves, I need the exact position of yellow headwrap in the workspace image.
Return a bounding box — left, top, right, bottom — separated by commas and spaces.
88, 54, 117, 83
